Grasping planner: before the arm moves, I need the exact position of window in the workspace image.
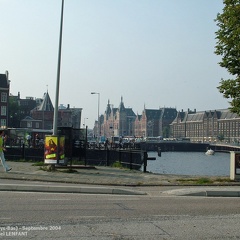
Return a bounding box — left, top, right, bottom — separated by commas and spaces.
0, 119, 6, 128
36, 122, 39, 128
1, 106, 6, 116
27, 121, 32, 128
1, 92, 7, 102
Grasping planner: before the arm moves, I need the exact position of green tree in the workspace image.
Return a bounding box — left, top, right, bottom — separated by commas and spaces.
215, 0, 240, 114
217, 133, 225, 142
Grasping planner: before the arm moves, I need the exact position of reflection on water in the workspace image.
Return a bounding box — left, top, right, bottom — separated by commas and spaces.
142, 151, 230, 176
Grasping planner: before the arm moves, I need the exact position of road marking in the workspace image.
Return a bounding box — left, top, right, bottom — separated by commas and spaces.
37, 199, 71, 201
0, 217, 11, 220
107, 198, 141, 201
67, 216, 106, 219
152, 215, 191, 217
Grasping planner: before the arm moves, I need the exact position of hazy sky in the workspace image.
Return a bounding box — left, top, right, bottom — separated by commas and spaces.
0, 0, 230, 128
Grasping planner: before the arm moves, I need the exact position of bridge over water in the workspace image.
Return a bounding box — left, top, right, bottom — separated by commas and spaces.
210, 143, 240, 152
137, 141, 240, 153
138, 141, 209, 152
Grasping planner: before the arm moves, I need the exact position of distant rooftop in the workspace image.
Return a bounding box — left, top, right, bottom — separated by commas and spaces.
0, 72, 10, 88
38, 92, 54, 111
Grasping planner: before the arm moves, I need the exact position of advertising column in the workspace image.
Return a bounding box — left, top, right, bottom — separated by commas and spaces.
44, 135, 65, 164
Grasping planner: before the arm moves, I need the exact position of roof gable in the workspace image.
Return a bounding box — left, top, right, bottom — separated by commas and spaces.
145, 109, 162, 120
38, 92, 54, 111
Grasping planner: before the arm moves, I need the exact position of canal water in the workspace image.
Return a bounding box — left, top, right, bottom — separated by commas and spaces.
141, 151, 230, 176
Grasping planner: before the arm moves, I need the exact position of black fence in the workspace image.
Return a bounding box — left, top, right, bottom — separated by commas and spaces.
5, 145, 146, 171
4, 127, 154, 171
82, 149, 144, 170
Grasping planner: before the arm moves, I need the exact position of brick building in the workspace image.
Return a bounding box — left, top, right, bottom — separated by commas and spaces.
22, 92, 82, 130
30, 91, 54, 129
134, 107, 177, 138
0, 71, 10, 128
170, 108, 240, 143
95, 97, 177, 139
100, 97, 136, 139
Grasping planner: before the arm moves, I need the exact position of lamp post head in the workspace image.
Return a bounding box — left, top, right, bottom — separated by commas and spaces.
91, 92, 99, 95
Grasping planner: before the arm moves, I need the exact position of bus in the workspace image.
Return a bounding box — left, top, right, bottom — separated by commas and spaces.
145, 136, 163, 142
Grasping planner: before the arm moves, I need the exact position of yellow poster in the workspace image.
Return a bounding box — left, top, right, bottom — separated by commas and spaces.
44, 135, 65, 164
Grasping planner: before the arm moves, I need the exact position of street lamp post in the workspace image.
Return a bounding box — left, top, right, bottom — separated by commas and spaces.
53, 0, 64, 136
91, 92, 100, 142
44, 0, 64, 167
82, 118, 88, 165
111, 104, 114, 138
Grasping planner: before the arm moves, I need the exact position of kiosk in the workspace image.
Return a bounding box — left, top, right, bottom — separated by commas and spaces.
230, 151, 240, 181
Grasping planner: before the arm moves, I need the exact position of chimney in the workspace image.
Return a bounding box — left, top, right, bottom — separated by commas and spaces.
5, 71, 8, 80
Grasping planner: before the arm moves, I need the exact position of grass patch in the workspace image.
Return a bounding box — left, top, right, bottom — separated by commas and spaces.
59, 168, 78, 173
39, 165, 57, 172
196, 178, 213, 184
68, 159, 85, 165
177, 178, 213, 185
112, 161, 123, 168
8, 159, 36, 162
214, 178, 232, 183
177, 177, 233, 185
32, 162, 45, 166
39, 165, 78, 173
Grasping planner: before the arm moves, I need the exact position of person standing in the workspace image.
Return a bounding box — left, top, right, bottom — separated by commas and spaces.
0, 130, 11, 172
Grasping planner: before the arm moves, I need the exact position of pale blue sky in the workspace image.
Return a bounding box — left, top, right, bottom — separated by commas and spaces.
0, 0, 230, 128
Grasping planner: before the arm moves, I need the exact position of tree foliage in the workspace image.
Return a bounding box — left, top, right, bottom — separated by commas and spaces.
215, 0, 240, 114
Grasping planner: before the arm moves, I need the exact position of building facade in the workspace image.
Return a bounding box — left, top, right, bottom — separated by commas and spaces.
134, 107, 177, 138
0, 71, 10, 128
20, 116, 42, 129
100, 97, 136, 139
94, 97, 177, 139
170, 108, 240, 143
58, 104, 82, 129
30, 92, 54, 130
20, 92, 82, 130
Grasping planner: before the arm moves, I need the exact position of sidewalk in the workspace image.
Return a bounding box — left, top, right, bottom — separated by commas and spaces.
0, 161, 240, 196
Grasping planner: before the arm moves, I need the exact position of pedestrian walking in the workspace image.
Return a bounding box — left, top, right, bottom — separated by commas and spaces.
26, 133, 31, 148
0, 130, 11, 172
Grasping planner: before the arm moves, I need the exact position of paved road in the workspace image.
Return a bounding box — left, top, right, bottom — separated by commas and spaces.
1, 191, 240, 239
1, 161, 240, 239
